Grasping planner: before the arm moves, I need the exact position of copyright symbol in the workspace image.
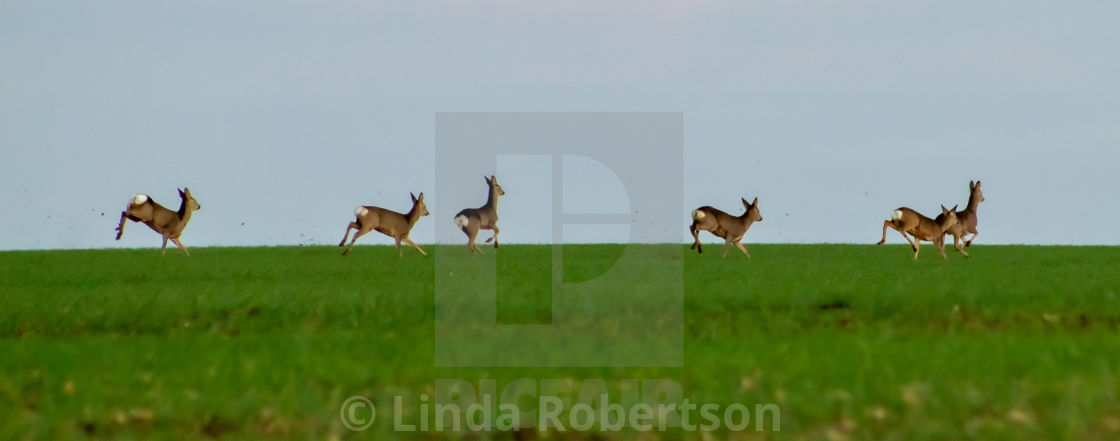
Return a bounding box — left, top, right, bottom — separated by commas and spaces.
340, 395, 376, 431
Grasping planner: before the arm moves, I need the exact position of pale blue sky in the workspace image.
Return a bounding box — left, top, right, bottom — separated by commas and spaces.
2, 1, 1118, 249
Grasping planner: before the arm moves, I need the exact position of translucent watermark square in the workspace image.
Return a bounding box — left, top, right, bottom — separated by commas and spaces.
435, 112, 683, 366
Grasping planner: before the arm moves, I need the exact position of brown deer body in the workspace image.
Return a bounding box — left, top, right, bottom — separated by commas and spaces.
877, 205, 958, 259
938, 180, 984, 257
454, 175, 505, 254
689, 197, 763, 259
114, 188, 201, 256
339, 192, 429, 257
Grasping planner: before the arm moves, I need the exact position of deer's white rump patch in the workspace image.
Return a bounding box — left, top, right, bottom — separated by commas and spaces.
454, 214, 469, 229
355, 206, 369, 217
132, 194, 148, 205
892, 210, 903, 221
692, 209, 706, 221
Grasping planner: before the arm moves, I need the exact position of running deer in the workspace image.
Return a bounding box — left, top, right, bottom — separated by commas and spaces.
689, 197, 763, 259
114, 188, 201, 256
876, 205, 959, 260
339, 192, 429, 257
454, 175, 505, 254
938, 180, 985, 257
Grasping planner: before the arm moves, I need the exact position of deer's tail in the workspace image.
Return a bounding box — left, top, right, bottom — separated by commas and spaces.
453, 214, 469, 230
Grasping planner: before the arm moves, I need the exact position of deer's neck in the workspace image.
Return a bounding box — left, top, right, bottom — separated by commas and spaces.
966, 192, 980, 213
482, 188, 499, 214
177, 200, 195, 224
406, 206, 423, 227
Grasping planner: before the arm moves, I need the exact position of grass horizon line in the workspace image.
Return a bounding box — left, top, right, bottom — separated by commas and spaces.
3, 242, 1120, 253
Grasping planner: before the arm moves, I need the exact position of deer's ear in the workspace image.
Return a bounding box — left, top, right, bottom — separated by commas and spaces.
976, 180, 981, 188
410, 192, 416, 202
953, 204, 959, 211
490, 175, 497, 183
752, 197, 759, 206
969, 180, 975, 189
418, 192, 424, 201
484, 176, 491, 184
178, 188, 185, 197
742, 197, 750, 207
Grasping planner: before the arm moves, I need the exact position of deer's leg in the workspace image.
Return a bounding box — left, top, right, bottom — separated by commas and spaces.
896, 228, 916, 251
965, 231, 978, 247
735, 241, 751, 259
395, 237, 403, 257
937, 238, 948, 259
115, 212, 128, 240
339, 222, 358, 247
466, 225, 483, 254
877, 220, 894, 245
912, 237, 920, 260
161, 236, 169, 256
462, 222, 475, 253
405, 238, 427, 256
721, 240, 731, 259
484, 225, 500, 248
953, 234, 970, 257
690, 223, 703, 253
171, 237, 190, 256
342, 229, 368, 256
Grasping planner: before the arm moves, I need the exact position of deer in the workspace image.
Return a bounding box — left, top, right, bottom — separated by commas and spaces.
938, 180, 985, 257
454, 175, 505, 254
339, 192, 429, 257
689, 197, 763, 259
114, 188, 201, 256
876, 204, 959, 260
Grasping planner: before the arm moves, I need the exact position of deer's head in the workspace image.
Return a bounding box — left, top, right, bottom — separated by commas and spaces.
969, 180, 985, 203
179, 188, 201, 211
938, 204, 958, 231
485, 175, 505, 196
410, 192, 430, 217
742, 197, 763, 222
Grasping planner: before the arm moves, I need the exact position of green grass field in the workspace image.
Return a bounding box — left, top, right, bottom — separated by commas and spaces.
2, 244, 1119, 440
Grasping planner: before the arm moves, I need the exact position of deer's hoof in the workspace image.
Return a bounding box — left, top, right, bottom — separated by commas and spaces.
876, 240, 885, 245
